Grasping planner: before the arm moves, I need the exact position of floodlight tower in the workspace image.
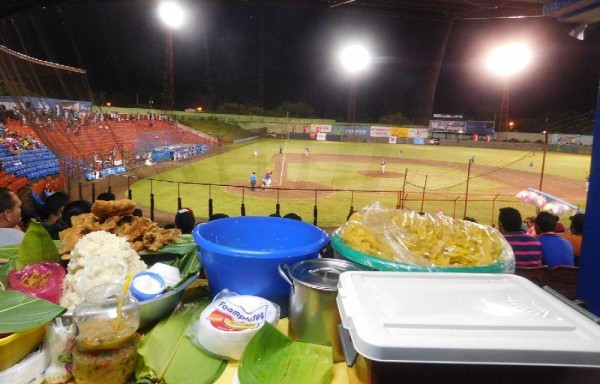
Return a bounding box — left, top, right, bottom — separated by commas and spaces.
159, 2, 184, 112
340, 44, 371, 123
486, 43, 531, 132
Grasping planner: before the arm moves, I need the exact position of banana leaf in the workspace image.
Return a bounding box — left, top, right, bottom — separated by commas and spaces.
0, 290, 67, 333
136, 299, 227, 384
238, 322, 333, 384
16, 220, 60, 269
139, 234, 201, 287
0, 245, 18, 289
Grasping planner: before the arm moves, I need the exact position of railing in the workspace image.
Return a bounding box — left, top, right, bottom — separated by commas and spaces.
74, 173, 539, 229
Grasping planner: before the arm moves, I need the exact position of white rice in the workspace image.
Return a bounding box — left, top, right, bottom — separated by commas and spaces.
60, 231, 147, 310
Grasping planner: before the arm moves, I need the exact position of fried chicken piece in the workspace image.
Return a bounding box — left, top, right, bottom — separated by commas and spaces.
143, 228, 181, 251
59, 226, 92, 254
132, 241, 145, 252
71, 213, 97, 228
96, 215, 122, 232
92, 199, 137, 221
113, 216, 158, 243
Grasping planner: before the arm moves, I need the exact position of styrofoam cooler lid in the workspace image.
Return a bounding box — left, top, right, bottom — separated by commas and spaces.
337, 272, 600, 367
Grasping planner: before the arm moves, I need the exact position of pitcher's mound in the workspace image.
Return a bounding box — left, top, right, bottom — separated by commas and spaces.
358, 170, 404, 178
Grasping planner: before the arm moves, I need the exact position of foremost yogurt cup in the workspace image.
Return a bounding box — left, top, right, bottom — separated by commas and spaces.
130, 272, 166, 301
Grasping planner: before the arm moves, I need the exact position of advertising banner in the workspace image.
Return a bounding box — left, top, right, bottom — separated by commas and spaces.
345, 126, 371, 136
388, 136, 397, 144
332, 125, 346, 135
312, 124, 332, 133
465, 121, 495, 135
390, 127, 409, 138
370, 126, 391, 137
413, 137, 425, 145
429, 120, 466, 133
408, 128, 429, 138
316, 132, 327, 141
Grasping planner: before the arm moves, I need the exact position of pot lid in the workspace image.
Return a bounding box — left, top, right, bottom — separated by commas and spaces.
288, 258, 366, 291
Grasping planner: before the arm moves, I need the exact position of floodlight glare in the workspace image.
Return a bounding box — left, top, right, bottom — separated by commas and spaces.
159, 2, 184, 28
486, 43, 531, 76
340, 45, 371, 73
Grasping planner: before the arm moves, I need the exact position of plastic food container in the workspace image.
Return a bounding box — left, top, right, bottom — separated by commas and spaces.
130, 272, 166, 301
0, 325, 46, 371
331, 233, 508, 273
193, 216, 329, 317
337, 272, 600, 384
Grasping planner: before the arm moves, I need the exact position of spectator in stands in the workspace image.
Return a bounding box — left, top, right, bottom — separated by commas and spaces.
283, 213, 302, 221
555, 216, 565, 233
524, 216, 536, 235
498, 207, 543, 267
0, 187, 24, 246
175, 208, 196, 234
96, 191, 116, 201
40, 191, 70, 235
209, 213, 229, 221
559, 213, 584, 264
535, 211, 574, 268
50, 200, 93, 240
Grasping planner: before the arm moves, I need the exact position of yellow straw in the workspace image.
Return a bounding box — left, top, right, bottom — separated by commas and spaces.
114, 272, 135, 332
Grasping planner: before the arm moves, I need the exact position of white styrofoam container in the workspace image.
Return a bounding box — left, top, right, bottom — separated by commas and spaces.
337, 272, 600, 367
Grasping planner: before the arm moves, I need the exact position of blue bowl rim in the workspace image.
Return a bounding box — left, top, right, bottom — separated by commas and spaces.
193, 216, 330, 259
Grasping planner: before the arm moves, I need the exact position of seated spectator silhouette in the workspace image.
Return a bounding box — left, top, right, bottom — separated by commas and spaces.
498, 207, 542, 267
283, 213, 302, 221
132, 208, 143, 217
96, 191, 116, 201
209, 213, 229, 221
559, 212, 584, 264
40, 191, 70, 236
535, 211, 574, 268
175, 208, 196, 234
555, 216, 565, 233
50, 200, 93, 240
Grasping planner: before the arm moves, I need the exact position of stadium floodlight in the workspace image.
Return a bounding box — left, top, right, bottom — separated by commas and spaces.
158, 1, 184, 111
486, 43, 531, 76
340, 44, 371, 122
487, 43, 531, 132
158, 2, 184, 29
340, 44, 371, 74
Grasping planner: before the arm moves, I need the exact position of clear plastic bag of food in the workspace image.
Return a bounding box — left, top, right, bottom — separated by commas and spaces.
8, 262, 65, 304
334, 203, 515, 273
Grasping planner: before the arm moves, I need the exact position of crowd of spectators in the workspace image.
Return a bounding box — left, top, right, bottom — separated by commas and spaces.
498, 207, 584, 268
0, 128, 43, 157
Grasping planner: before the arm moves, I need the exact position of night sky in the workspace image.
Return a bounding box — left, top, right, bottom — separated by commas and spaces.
0, 1, 598, 122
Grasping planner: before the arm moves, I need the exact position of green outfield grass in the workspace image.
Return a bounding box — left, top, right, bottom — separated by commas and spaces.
128, 139, 590, 228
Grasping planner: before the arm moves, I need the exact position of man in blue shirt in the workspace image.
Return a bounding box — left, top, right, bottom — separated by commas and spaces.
250, 172, 257, 191
535, 211, 574, 268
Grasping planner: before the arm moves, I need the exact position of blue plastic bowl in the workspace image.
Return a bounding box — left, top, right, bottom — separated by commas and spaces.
192, 216, 330, 317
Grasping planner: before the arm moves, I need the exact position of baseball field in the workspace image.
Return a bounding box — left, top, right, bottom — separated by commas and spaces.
126, 139, 590, 228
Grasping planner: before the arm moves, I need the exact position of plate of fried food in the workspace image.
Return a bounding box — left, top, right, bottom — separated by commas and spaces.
331, 204, 515, 273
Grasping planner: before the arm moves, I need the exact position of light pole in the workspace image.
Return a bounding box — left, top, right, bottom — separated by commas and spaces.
539, 130, 549, 192
340, 44, 371, 123
487, 43, 531, 132
158, 2, 184, 112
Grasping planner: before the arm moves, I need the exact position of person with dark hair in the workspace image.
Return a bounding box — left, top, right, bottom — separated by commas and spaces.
209, 213, 229, 221
0, 187, 24, 246
41, 192, 70, 225
132, 208, 143, 217
535, 211, 574, 268
498, 207, 542, 267
175, 208, 196, 234
283, 213, 302, 221
96, 191, 116, 201
560, 213, 584, 263
49, 200, 93, 240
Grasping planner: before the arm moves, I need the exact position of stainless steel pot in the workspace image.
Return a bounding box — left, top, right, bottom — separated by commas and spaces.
278, 258, 366, 362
